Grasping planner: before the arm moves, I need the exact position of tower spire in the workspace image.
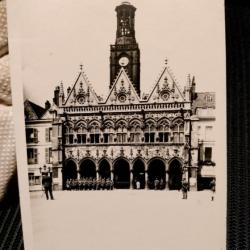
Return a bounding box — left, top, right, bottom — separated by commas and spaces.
110, 2, 141, 96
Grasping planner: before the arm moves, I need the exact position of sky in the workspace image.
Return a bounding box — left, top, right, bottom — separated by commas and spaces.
19, 0, 225, 107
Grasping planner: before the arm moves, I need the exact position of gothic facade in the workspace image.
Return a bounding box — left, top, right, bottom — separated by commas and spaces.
26, 2, 215, 191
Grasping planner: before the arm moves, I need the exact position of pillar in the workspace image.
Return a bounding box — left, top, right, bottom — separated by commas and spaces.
145, 172, 148, 189
165, 172, 169, 190
130, 171, 133, 189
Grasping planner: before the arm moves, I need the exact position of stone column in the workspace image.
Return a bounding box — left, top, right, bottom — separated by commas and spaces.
145, 172, 148, 189
110, 171, 114, 181
77, 171, 81, 180
165, 172, 169, 190
130, 171, 133, 189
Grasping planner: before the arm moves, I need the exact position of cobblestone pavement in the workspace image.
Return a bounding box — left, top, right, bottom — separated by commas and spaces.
30, 190, 225, 250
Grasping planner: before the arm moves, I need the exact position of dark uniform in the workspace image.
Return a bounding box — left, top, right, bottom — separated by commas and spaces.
182, 180, 188, 199
42, 174, 54, 200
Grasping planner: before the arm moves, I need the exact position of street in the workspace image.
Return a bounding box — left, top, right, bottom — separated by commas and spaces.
30, 190, 225, 250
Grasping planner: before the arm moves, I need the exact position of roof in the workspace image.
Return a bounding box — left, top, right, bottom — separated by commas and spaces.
24, 100, 46, 120
192, 92, 216, 111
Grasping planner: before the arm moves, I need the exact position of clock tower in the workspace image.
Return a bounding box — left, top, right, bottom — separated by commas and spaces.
110, 2, 141, 96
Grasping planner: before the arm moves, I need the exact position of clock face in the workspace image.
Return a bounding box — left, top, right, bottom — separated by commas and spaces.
119, 56, 129, 66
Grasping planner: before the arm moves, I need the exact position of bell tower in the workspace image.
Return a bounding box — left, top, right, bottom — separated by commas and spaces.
110, 2, 141, 96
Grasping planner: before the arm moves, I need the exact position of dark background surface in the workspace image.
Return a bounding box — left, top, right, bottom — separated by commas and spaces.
0, 1, 250, 249
226, 1, 250, 249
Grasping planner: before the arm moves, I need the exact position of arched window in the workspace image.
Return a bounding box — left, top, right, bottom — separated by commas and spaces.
103, 124, 115, 143
90, 123, 100, 144
130, 125, 141, 143
76, 126, 87, 144
65, 126, 74, 144
158, 122, 170, 142
173, 121, 184, 143
144, 122, 156, 143
117, 125, 127, 143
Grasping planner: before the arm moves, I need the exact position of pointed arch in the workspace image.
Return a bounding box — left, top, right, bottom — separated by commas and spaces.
98, 158, 111, 179
113, 157, 130, 189
147, 157, 166, 189
168, 158, 183, 190
132, 158, 146, 189
79, 158, 96, 178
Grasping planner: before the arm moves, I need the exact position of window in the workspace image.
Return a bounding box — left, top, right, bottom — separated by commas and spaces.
158, 123, 170, 142
103, 126, 114, 143
26, 128, 38, 143
27, 148, 38, 164
144, 123, 155, 143
45, 127, 53, 142
65, 127, 74, 144
130, 126, 141, 143
90, 124, 100, 144
173, 121, 184, 143
205, 126, 213, 141
28, 173, 41, 186
76, 126, 87, 144
205, 147, 212, 161
52, 168, 58, 178
45, 147, 52, 164
116, 124, 127, 143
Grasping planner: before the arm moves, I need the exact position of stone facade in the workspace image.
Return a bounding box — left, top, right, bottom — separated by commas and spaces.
25, 2, 216, 191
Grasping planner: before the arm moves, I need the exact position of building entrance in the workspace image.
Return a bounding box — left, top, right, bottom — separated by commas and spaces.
168, 159, 182, 190
99, 159, 111, 179
132, 159, 145, 189
113, 159, 130, 189
80, 159, 96, 178
63, 160, 77, 189
147, 159, 166, 189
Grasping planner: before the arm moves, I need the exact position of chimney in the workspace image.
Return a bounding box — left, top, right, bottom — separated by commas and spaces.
53, 86, 60, 106
45, 100, 51, 110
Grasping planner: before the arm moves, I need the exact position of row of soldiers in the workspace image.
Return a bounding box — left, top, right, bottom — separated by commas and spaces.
66, 178, 114, 190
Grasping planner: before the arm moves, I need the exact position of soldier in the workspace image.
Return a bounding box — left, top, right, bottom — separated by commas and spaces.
154, 178, 159, 190
82, 178, 86, 191
182, 179, 189, 199
101, 178, 105, 190
96, 178, 100, 190
110, 178, 114, 190
106, 178, 111, 190
42, 173, 54, 200
66, 179, 70, 190
209, 178, 216, 201
136, 179, 140, 189
92, 178, 97, 190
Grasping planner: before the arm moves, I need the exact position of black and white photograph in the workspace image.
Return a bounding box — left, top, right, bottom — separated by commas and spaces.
7, 1, 226, 249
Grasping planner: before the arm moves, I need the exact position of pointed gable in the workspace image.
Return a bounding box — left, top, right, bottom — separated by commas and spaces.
64, 70, 99, 106
105, 68, 140, 105
147, 63, 185, 103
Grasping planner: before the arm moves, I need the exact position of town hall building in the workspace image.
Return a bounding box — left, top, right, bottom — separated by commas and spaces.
25, 2, 216, 191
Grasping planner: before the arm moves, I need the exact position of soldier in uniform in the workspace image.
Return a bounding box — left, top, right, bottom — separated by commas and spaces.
96, 178, 100, 190
110, 178, 114, 190
209, 178, 216, 201
92, 178, 97, 190
106, 178, 111, 190
154, 178, 159, 190
66, 179, 70, 190
182, 179, 189, 199
42, 173, 54, 200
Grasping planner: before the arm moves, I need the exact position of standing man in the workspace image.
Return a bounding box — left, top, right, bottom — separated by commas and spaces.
182, 179, 188, 199
42, 173, 54, 200
209, 178, 216, 201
